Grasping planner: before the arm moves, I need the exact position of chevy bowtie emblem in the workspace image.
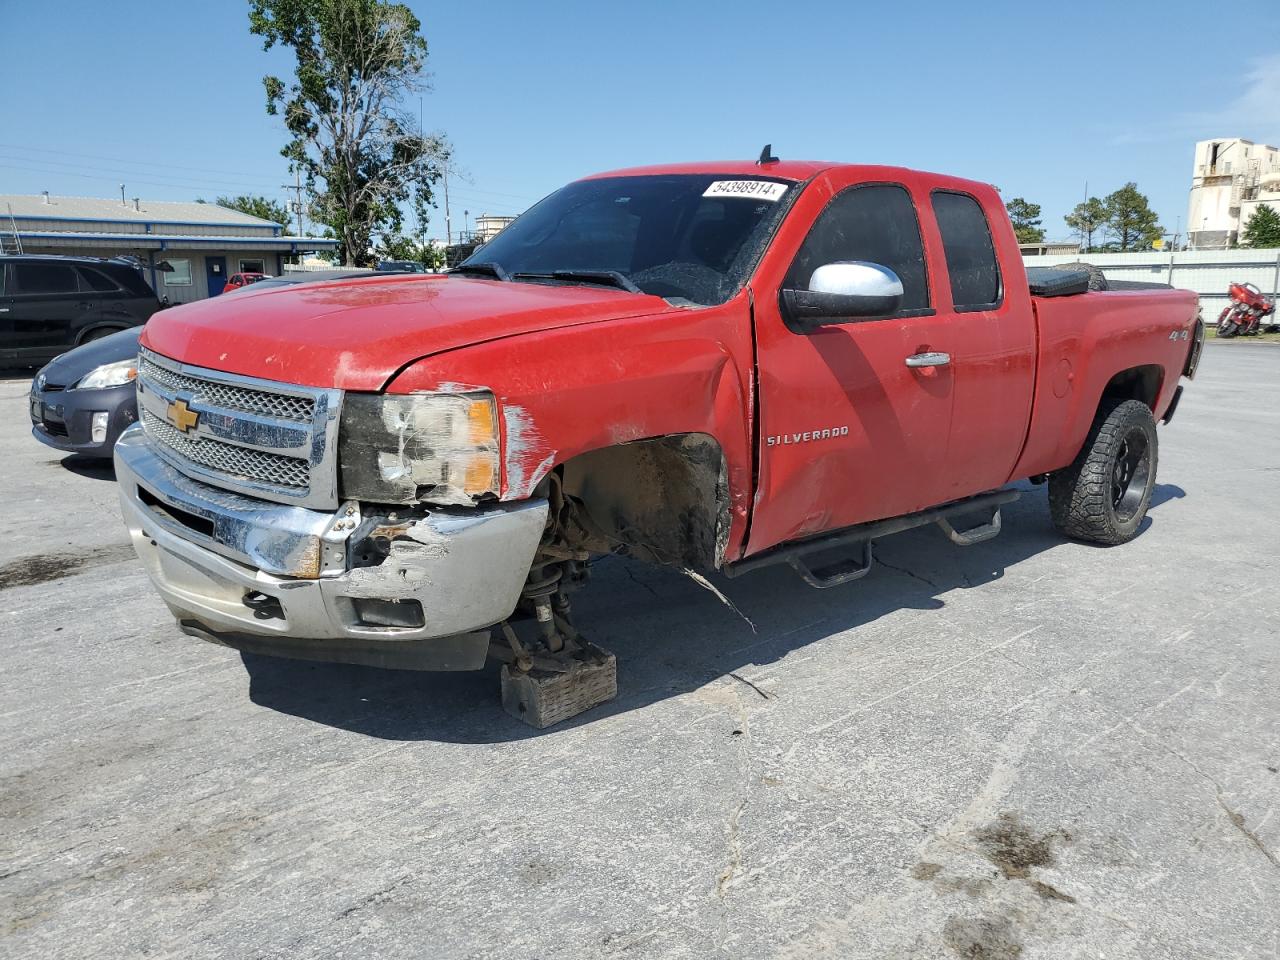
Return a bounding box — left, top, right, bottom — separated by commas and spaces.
166, 398, 200, 433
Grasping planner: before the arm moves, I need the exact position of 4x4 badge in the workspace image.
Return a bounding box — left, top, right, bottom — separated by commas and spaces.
166, 398, 200, 433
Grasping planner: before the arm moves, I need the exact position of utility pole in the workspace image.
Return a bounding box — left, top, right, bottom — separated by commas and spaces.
281, 170, 306, 265
1080, 180, 1088, 252
281, 170, 305, 238
442, 160, 452, 247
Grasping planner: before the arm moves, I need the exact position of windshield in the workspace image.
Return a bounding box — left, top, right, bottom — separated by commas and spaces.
461, 174, 797, 305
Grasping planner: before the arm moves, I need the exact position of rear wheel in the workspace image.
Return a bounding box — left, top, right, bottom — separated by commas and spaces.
1049, 399, 1158, 545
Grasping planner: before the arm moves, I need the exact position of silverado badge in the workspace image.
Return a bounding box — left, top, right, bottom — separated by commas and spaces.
166, 398, 200, 433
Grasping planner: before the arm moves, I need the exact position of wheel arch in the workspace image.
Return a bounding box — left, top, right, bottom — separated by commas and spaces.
547, 432, 730, 572
76, 321, 132, 345
1098, 364, 1164, 412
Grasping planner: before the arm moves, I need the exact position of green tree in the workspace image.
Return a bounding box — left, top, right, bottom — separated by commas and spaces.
1102, 182, 1162, 252
249, 0, 449, 265
1005, 197, 1045, 243
1240, 203, 1280, 248
201, 194, 292, 227
1064, 197, 1106, 252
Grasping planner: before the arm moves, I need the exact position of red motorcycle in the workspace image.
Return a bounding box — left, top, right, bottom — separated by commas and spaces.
1217, 282, 1275, 337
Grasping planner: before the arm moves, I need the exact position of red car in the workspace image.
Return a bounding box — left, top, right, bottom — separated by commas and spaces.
116, 157, 1203, 726
221, 271, 267, 293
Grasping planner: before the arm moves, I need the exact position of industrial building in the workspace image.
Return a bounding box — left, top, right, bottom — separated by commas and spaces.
0, 193, 339, 302
1186, 138, 1280, 250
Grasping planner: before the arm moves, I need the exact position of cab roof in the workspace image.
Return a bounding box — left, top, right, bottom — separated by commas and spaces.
581, 160, 837, 182
579, 161, 996, 196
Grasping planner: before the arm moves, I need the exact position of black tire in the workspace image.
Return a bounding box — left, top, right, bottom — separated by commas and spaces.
1049, 399, 1158, 545
1218, 321, 1238, 338
1050, 260, 1108, 291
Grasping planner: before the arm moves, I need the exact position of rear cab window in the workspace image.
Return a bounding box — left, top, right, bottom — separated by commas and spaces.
931, 191, 1002, 311
785, 183, 932, 316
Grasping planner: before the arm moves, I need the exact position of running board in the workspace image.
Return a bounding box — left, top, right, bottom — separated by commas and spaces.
937, 507, 1002, 546
790, 540, 874, 589
724, 488, 1019, 587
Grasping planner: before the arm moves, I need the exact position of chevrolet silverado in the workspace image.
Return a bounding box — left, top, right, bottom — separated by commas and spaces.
114, 157, 1204, 726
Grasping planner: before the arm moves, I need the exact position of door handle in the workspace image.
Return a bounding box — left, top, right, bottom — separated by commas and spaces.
905, 352, 951, 368
0, 307, 8, 313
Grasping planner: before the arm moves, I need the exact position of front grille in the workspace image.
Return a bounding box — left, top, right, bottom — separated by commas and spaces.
139, 356, 315, 422
135, 349, 340, 508
142, 411, 310, 490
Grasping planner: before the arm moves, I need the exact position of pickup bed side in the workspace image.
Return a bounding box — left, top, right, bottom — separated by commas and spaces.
1011, 288, 1200, 480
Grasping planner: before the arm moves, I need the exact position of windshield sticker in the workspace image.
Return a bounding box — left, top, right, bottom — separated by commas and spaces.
703, 180, 788, 202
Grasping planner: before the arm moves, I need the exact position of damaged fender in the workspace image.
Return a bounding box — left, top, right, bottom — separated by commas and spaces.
388, 300, 757, 564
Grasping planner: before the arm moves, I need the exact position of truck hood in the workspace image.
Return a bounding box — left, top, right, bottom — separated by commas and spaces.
140, 275, 674, 391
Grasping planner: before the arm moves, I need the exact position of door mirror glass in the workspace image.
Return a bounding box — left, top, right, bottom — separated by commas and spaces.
781, 261, 904, 331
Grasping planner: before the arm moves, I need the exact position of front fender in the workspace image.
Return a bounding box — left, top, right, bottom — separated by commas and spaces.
386, 299, 758, 559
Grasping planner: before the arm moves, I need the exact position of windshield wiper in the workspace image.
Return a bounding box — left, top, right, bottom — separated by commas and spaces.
450, 261, 509, 281
512, 270, 641, 294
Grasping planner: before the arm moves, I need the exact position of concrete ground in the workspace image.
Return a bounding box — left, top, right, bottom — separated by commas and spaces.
1, 342, 1277, 960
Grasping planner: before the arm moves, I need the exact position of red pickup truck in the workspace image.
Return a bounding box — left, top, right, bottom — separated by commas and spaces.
114, 158, 1203, 726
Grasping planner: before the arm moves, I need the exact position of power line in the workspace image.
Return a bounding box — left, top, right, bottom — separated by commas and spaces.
0, 155, 286, 194
0, 161, 277, 196
1, 142, 541, 203
0, 142, 292, 182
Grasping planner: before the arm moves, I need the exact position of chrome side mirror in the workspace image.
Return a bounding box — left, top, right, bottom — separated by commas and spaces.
781, 261, 904, 331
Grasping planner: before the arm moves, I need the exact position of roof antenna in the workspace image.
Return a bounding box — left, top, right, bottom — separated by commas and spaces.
757, 143, 779, 165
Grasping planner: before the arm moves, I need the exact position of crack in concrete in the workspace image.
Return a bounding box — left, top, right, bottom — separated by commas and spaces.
1121, 716, 1279, 871
876, 557, 939, 590
728, 672, 772, 700
1217, 797, 1280, 870
335, 874, 415, 921
714, 686, 754, 906
622, 564, 661, 600
715, 796, 748, 898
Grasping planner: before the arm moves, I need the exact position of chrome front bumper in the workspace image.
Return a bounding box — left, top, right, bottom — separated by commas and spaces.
114, 425, 548, 670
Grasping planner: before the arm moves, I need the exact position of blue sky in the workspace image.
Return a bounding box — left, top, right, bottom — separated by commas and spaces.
3, 0, 1279, 243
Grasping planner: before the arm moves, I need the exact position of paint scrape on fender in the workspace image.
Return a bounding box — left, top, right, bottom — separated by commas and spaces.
503, 404, 556, 499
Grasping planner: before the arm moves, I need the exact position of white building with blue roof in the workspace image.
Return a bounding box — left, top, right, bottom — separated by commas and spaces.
1, 193, 339, 302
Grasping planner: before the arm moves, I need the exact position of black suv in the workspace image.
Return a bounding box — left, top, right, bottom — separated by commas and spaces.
1, 255, 160, 365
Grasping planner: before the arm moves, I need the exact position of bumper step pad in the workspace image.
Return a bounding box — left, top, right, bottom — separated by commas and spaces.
500, 640, 617, 728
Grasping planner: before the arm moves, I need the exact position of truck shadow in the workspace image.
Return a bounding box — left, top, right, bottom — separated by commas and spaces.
239, 481, 1186, 743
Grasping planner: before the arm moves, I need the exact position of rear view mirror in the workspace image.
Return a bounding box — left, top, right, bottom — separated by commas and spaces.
781, 261, 904, 331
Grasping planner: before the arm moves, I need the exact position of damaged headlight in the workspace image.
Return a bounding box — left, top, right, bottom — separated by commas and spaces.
339, 392, 500, 505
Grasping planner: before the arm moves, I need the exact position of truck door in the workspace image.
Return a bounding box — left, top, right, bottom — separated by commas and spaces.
746, 176, 958, 554
924, 189, 1035, 498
